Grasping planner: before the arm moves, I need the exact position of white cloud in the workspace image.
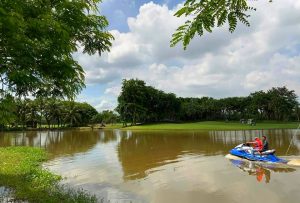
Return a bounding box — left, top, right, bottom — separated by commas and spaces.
104, 85, 121, 97
85, 68, 119, 84
76, 0, 300, 107
244, 71, 272, 89
95, 100, 116, 112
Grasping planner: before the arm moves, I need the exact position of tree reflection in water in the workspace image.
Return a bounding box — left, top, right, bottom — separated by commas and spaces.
117, 130, 299, 181
0, 129, 299, 182
0, 130, 118, 159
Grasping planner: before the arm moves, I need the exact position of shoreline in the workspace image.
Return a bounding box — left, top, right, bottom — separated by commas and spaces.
120, 121, 300, 131
0, 147, 97, 203
1, 121, 299, 133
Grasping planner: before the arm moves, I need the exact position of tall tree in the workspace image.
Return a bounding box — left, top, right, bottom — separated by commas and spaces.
117, 79, 148, 125
267, 87, 298, 120
25, 99, 39, 128
249, 90, 270, 120
0, 94, 16, 130
75, 102, 98, 126
48, 99, 63, 128
64, 101, 81, 127
0, 0, 113, 98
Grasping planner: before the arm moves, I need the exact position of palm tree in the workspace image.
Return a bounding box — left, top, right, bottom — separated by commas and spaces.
64, 101, 81, 127
25, 100, 39, 128
35, 97, 46, 128
43, 100, 52, 129
44, 99, 63, 128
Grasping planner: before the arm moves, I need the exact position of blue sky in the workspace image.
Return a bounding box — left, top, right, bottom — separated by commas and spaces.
76, 0, 300, 111
77, 0, 185, 110
100, 0, 183, 32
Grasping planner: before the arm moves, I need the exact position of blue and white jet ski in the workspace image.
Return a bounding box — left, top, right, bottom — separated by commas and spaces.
230, 143, 288, 163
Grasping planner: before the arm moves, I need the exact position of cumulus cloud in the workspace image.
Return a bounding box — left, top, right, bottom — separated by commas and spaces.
104, 85, 121, 97
95, 99, 117, 112
76, 0, 300, 108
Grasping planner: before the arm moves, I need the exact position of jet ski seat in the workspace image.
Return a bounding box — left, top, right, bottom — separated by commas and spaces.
254, 149, 276, 155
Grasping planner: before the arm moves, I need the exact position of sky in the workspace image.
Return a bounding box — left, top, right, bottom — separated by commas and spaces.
75, 0, 300, 112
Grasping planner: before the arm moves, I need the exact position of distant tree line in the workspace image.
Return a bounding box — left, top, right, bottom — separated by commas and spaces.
0, 97, 118, 131
116, 79, 180, 126
117, 79, 300, 126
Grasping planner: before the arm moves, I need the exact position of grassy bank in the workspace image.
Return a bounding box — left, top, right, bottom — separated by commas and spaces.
124, 121, 300, 131
0, 147, 96, 203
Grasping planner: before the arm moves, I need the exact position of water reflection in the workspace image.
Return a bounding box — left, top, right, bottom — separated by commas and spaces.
229, 159, 296, 183
0, 130, 117, 158
1, 129, 300, 203
209, 129, 300, 154
117, 130, 300, 180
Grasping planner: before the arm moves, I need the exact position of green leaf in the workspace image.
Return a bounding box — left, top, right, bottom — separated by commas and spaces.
171, 0, 259, 49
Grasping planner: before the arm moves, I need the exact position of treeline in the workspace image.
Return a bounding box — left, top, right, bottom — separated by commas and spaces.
0, 97, 118, 130
117, 79, 300, 125
117, 79, 180, 126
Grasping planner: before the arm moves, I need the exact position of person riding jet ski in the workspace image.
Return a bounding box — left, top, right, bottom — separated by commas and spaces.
262, 135, 269, 152
229, 135, 286, 163
246, 137, 263, 155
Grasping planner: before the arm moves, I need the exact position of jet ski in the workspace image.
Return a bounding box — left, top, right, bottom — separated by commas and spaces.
229, 144, 288, 163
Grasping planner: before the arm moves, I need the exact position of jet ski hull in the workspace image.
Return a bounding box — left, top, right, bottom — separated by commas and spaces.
230, 148, 287, 163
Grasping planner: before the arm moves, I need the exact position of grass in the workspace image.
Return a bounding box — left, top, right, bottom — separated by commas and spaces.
0, 147, 97, 203
103, 124, 123, 129
123, 121, 300, 131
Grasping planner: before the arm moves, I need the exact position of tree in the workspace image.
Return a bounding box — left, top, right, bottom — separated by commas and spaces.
75, 102, 98, 126
25, 99, 39, 128
91, 113, 104, 124
117, 79, 148, 125
117, 79, 181, 125
15, 98, 28, 129
249, 90, 270, 120
295, 105, 300, 121
179, 98, 201, 121
64, 101, 81, 127
47, 99, 63, 128
0, 94, 16, 130
171, 0, 271, 49
101, 110, 119, 124
35, 97, 46, 128
267, 87, 298, 120
0, 0, 113, 98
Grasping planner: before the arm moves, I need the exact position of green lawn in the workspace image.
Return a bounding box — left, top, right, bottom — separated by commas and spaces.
124, 121, 300, 131
0, 147, 97, 203
103, 124, 124, 129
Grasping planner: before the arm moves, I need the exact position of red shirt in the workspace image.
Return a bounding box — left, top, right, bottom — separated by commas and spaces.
254, 138, 263, 151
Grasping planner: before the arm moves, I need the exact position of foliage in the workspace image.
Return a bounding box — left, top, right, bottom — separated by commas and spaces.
91, 110, 119, 125
63, 101, 82, 127
117, 79, 299, 125
171, 0, 271, 49
0, 0, 113, 98
76, 102, 99, 126
117, 79, 180, 126
178, 87, 299, 122
1, 82, 298, 130
0, 98, 100, 130
267, 87, 298, 120
0, 94, 16, 129
0, 147, 97, 202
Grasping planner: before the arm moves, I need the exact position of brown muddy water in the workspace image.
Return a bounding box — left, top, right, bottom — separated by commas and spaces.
0, 129, 300, 203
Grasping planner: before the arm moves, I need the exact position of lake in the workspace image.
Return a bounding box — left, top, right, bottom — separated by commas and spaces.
0, 129, 300, 203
